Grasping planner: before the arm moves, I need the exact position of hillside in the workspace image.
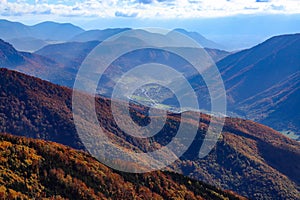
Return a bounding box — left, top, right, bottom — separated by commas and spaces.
35, 41, 100, 72
0, 68, 299, 199
218, 33, 300, 103
7, 37, 48, 52
204, 48, 231, 62
0, 39, 74, 86
185, 33, 300, 139
0, 39, 25, 67
0, 68, 81, 149
238, 71, 300, 136
216, 33, 300, 139
0, 133, 244, 200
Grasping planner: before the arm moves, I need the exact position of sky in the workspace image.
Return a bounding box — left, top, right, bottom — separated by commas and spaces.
0, 0, 299, 19
0, 0, 300, 50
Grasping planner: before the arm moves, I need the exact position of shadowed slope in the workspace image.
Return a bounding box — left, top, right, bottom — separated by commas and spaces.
0, 68, 299, 199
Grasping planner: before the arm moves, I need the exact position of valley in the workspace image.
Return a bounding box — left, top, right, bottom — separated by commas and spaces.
0, 18, 299, 199
0, 68, 299, 199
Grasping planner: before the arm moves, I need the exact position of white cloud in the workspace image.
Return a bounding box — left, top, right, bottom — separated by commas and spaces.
0, 0, 299, 18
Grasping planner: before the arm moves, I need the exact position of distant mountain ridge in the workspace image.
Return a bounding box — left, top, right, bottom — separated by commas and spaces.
70, 28, 224, 49
0, 19, 84, 41
70, 28, 131, 42
0, 19, 85, 52
0, 68, 299, 199
0, 19, 225, 52
174, 28, 225, 50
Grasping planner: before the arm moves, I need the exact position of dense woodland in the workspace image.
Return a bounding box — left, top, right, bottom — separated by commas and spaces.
0, 133, 245, 200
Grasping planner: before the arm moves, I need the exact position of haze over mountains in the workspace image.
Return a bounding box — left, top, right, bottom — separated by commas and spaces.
0, 19, 85, 52
0, 19, 224, 52
0, 19, 300, 199
70, 28, 131, 43
0, 20, 84, 40
174, 28, 225, 50
0, 21, 299, 140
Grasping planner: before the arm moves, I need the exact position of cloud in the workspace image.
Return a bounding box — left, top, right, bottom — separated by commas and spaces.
0, 0, 299, 18
270, 4, 285, 10
115, 11, 138, 17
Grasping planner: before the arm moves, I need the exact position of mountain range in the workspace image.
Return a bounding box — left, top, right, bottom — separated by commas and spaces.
0, 19, 85, 52
0, 20, 84, 41
34, 32, 300, 140
1, 29, 299, 140
0, 19, 299, 199
0, 19, 224, 52
0, 68, 299, 199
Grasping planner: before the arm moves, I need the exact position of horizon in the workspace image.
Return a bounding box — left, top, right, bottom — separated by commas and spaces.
1, 0, 300, 50
1, 14, 300, 51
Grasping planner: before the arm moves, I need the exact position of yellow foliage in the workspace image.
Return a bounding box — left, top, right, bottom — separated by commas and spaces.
0, 185, 6, 199
0, 141, 12, 150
